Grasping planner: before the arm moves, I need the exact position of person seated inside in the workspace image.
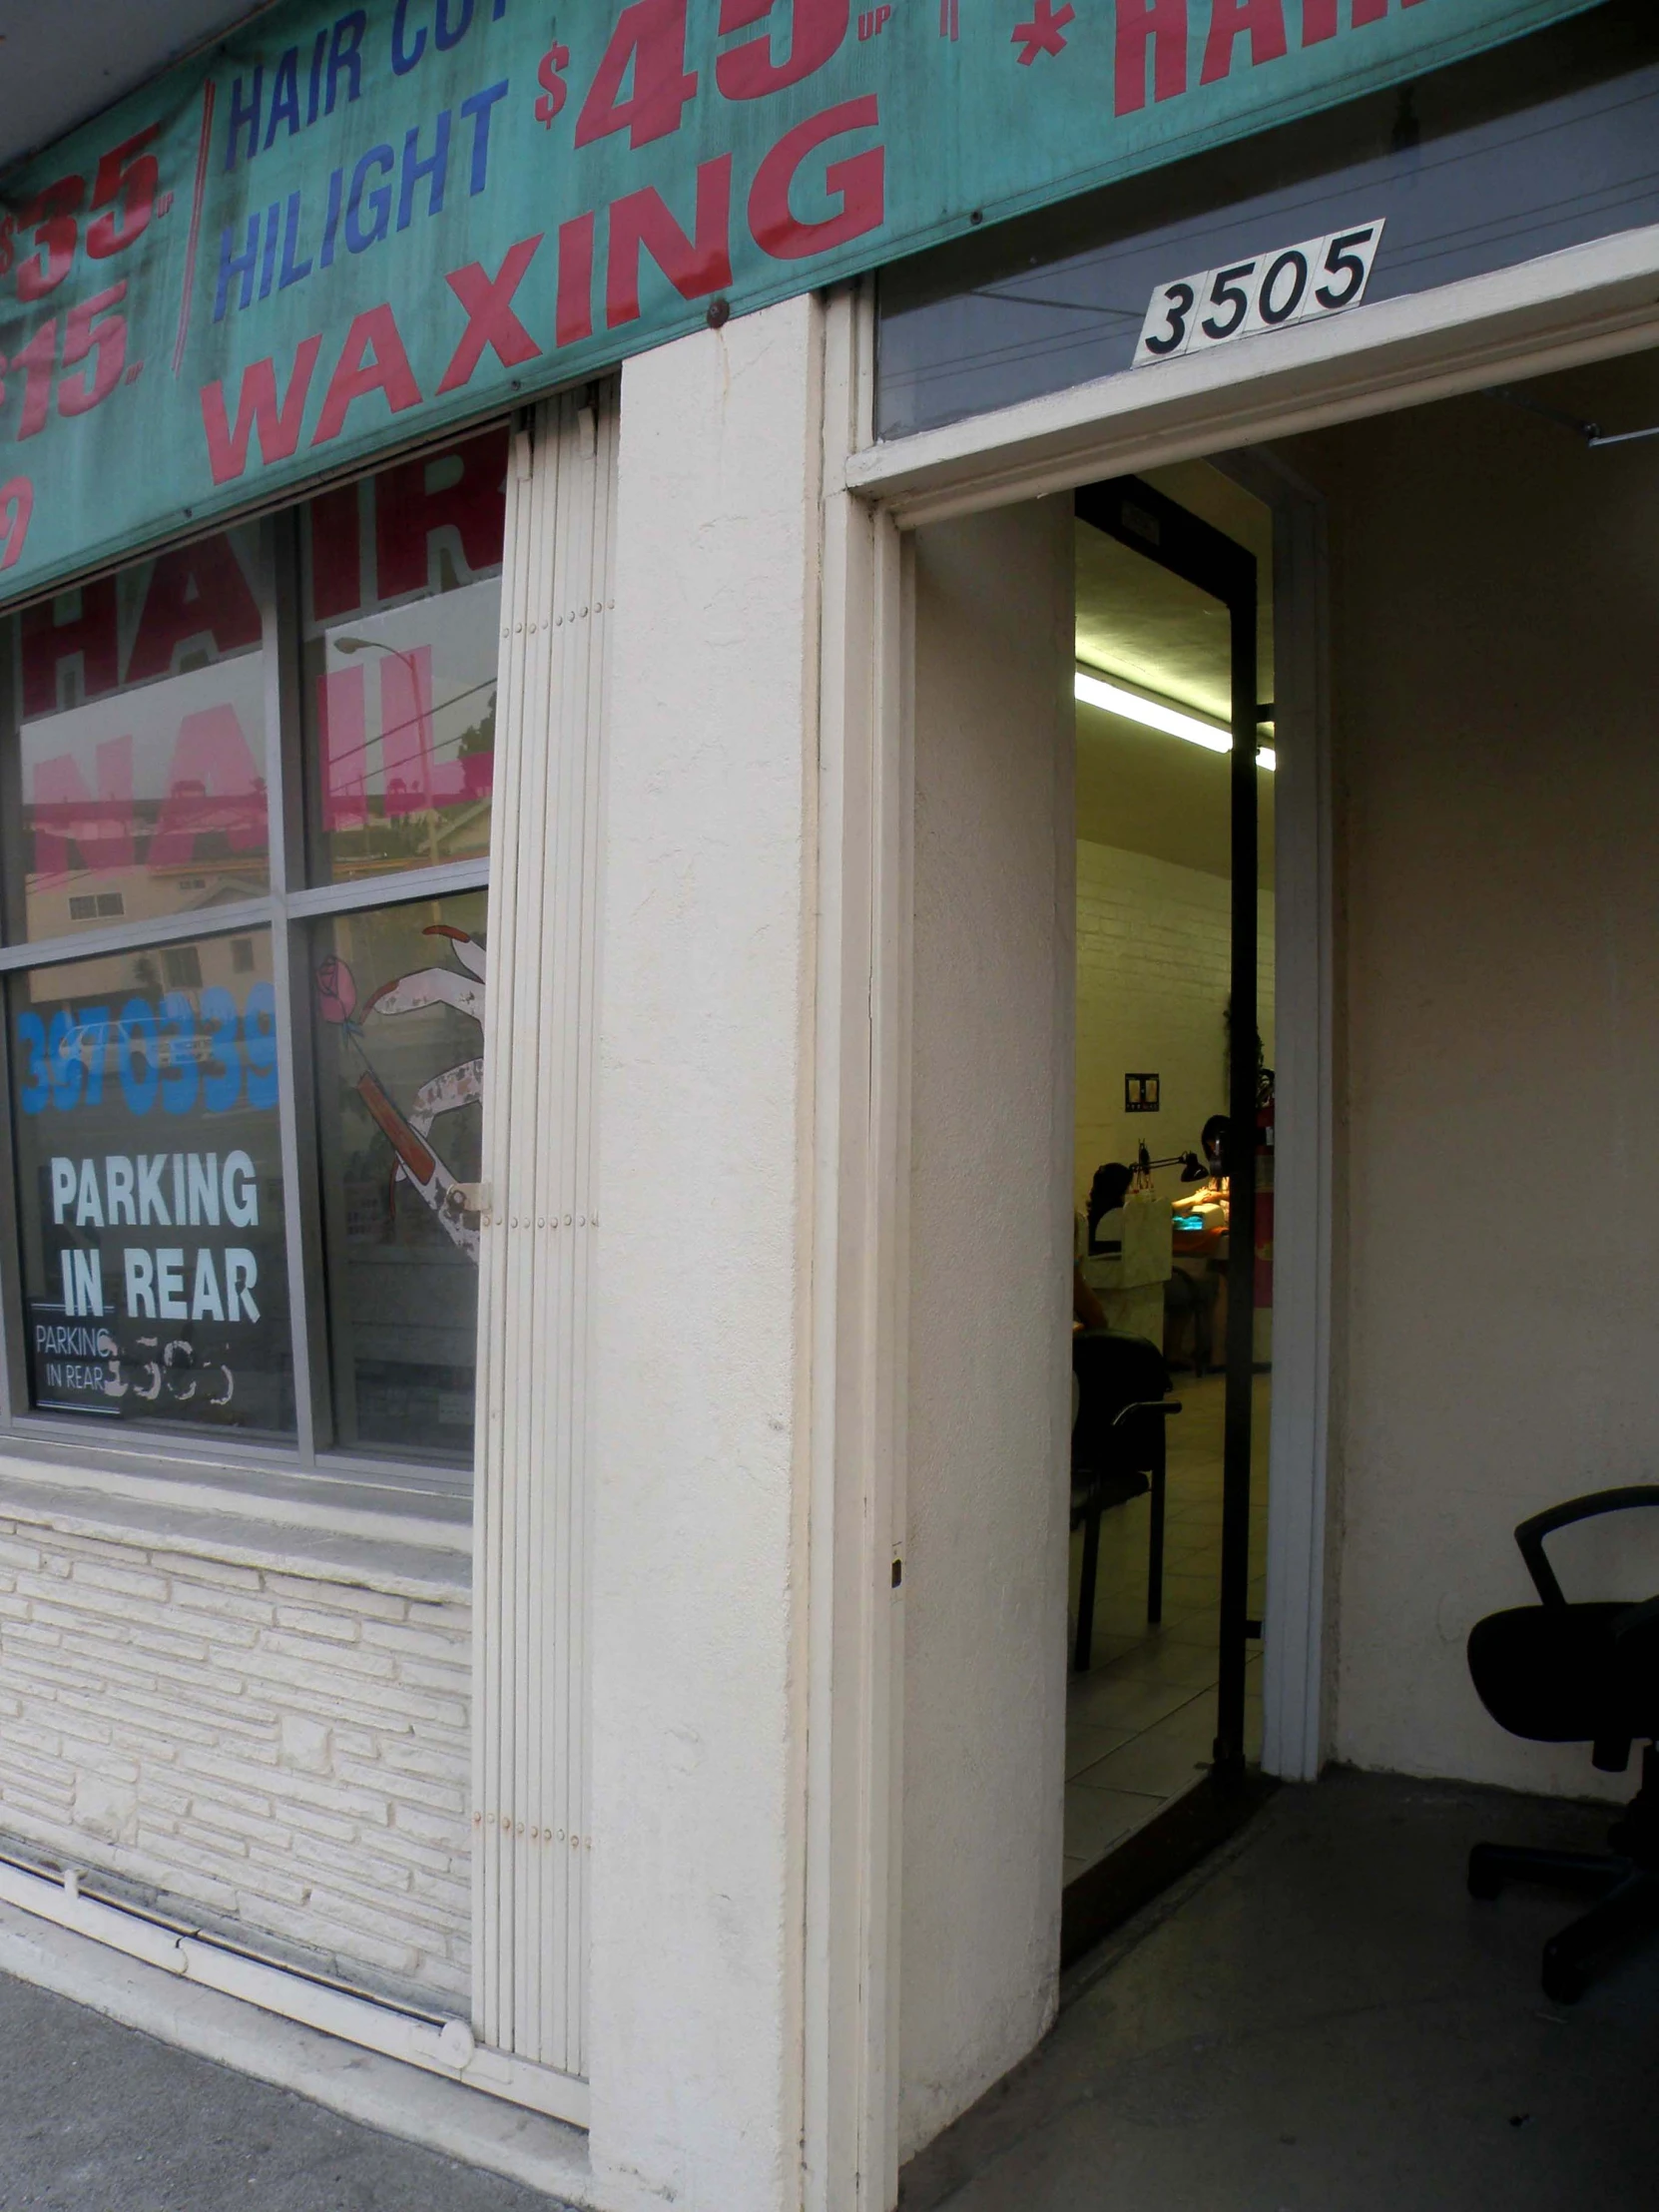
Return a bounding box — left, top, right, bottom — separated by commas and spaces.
1164, 1257, 1220, 1375
1084, 1160, 1133, 1257
1172, 1114, 1231, 1253
1166, 1114, 1227, 1373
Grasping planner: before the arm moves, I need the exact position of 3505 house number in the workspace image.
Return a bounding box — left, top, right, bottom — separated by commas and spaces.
1134, 219, 1385, 367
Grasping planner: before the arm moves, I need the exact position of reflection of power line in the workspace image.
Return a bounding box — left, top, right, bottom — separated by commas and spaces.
968, 286, 1140, 320
315, 673, 497, 776
323, 641, 494, 864
28, 671, 498, 817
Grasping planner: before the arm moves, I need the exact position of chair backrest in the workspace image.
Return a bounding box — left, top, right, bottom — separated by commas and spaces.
1515, 1486, 1659, 1606
1072, 1331, 1170, 1469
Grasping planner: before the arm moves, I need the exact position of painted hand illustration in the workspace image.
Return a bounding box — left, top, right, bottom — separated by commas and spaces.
316, 924, 486, 1260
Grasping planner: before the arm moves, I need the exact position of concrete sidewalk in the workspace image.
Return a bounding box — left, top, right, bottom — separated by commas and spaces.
901, 1768, 1659, 2211
0, 1969, 571, 2212
3, 1769, 1655, 2208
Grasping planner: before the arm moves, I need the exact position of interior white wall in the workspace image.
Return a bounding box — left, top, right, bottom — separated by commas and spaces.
899, 500, 1074, 2160
590, 296, 821, 2211
1284, 362, 1659, 1800
1075, 839, 1275, 1210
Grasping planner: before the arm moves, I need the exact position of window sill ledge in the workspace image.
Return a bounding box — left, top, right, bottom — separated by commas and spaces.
0, 1454, 470, 1602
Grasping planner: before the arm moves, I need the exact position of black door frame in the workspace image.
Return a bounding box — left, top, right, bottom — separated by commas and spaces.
1074, 473, 1261, 1776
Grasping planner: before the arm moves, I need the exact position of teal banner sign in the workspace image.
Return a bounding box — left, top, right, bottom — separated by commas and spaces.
0, 0, 1599, 598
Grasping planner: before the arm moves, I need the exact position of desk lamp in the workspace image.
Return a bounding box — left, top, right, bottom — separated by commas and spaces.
1137, 1143, 1209, 1183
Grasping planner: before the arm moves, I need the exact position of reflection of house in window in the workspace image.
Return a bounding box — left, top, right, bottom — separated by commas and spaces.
162, 943, 203, 989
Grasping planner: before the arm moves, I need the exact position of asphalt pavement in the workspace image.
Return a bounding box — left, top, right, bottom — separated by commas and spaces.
0, 1969, 570, 2212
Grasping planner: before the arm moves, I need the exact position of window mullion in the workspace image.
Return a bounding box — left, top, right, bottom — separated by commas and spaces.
287, 856, 490, 920
0, 1008, 26, 1427
0, 617, 19, 951
0, 897, 276, 974
263, 513, 326, 1466
0, 609, 23, 1417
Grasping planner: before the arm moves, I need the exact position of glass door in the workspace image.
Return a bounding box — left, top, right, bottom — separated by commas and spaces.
1074, 473, 1261, 1774
1063, 467, 1278, 1959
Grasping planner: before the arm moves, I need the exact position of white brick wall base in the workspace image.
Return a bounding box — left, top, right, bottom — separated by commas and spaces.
0, 1497, 470, 2010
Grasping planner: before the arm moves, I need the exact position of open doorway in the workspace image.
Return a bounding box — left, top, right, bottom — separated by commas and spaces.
899, 458, 1296, 2106
1064, 464, 1278, 1910
893, 327, 1659, 2208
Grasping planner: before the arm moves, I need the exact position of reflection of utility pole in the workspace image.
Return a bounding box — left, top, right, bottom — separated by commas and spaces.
334, 636, 441, 867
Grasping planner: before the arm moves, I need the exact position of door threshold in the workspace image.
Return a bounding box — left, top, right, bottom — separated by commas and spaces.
1060, 1766, 1278, 1970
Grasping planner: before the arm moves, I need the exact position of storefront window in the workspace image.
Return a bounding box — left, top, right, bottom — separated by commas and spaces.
0, 428, 505, 1482
1, 528, 269, 942
301, 433, 503, 886
7, 930, 291, 1434
311, 890, 485, 1464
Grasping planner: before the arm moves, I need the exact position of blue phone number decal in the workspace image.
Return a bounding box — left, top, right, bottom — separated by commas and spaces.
16, 986, 278, 1117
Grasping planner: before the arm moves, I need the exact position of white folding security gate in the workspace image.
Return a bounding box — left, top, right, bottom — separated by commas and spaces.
473, 385, 617, 2104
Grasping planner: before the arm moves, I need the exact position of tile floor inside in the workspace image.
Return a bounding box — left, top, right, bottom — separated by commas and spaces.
1065, 1370, 1270, 1884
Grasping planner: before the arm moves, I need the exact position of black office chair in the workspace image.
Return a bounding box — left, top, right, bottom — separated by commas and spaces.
1466, 1486, 1659, 2002
1070, 1331, 1179, 1671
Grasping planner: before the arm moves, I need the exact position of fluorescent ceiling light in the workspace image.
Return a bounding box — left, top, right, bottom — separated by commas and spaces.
1075, 669, 1229, 751
1075, 667, 1275, 771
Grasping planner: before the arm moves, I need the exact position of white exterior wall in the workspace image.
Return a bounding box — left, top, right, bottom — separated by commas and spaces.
1285, 364, 1659, 1799
0, 1489, 469, 2005
588, 297, 821, 2212
899, 501, 1074, 2160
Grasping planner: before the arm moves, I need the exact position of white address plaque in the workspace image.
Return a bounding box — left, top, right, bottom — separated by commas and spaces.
1134, 219, 1386, 367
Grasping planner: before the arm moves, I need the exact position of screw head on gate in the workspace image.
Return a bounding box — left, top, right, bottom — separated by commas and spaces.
706, 295, 732, 329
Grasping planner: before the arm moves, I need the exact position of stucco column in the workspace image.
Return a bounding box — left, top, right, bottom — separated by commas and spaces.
588, 295, 823, 2211
897, 502, 1075, 2159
